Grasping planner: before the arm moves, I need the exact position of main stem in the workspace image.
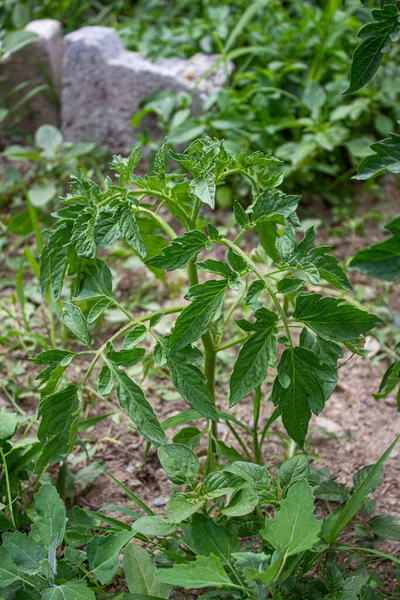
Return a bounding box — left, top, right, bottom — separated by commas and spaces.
187, 258, 218, 472
253, 386, 262, 465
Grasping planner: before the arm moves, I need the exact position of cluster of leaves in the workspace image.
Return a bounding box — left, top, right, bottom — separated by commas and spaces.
0, 138, 393, 595
32, 138, 385, 469
344, 5, 400, 412
2, 125, 102, 239
124, 0, 400, 200
1, 442, 399, 599
0, 0, 132, 34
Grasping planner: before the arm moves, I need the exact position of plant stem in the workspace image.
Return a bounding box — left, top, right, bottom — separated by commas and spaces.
0, 447, 16, 528
79, 306, 185, 388
253, 386, 262, 464
136, 206, 177, 240
216, 334, 248, 352
222, 238, 293, 346
187, 258, 218, 472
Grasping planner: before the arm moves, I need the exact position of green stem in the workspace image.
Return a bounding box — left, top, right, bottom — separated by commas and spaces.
253, 386, 262, 464
222, 238, 293, 346
187, 258, 217, 472
136, 206, 177, 240
79, 306, 185, 388
216, 334, 248, 352
307, 0, 340, 82
221, 168, 261, 195
0, 447, 16, 528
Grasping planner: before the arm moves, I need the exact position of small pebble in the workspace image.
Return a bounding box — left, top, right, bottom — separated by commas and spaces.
152, 497, 169, 507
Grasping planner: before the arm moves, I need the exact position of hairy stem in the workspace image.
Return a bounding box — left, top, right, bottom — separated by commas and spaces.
0, 447, 15, 528
222, 238, 293, 346
187, 258, 218, 471
253, 386, 262, 464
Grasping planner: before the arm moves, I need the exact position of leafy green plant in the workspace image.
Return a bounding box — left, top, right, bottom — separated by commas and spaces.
31, 137, 385, 469
345, 0, 400, 94
125, 0, 400, 202
3, 125, 97, 222
0, 138, 398, 597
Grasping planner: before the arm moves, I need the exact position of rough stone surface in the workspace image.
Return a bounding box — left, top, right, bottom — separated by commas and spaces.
0, 19, 63, 135
62, 26, 232, 153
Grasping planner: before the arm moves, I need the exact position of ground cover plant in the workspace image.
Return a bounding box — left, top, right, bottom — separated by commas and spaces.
123, 0, 400, 205
0, 0, 400, 598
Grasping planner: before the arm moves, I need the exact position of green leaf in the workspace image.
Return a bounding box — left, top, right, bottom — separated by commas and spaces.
75, 259, 112, 300
35, 125, 63, 153
40, 220, 73, 299
167, 494, 202, 522
277, 277, 305, 295
278, 454, 310, 488
303, 81, 326, 119
191, 173, 216, 208
2, 30, 37, 55
158, 444, 199, 487
262, 479, 321, 556
94, 208, 120, 248
360, 585, 386, 600
325, 437, 398, 543
182, 514, 239, 564
1, 531, 46, 574
98, 365, 114, 396
123, 542, 172, 598
373, 360, 400, 400
355, 134, 400, 180
0, 547, 21, 588
229, 307, 278, 407
112, 368, 166, 446
134, 516, 179, 536
72, 210, 97, 259
234, 200, 250, 228
272, 346, 337, 447
314, 480, 350, 504
345, 5, 399, 94
30, 484, 67, 548
292, 293, 383, 342
167, 353, 219, 421
107, 347, 145, 367
368, 515, 400, 541
155, 554, 235, 590
349, 218, 400, 281
300, 328, 343, 369
118, 202, 146, 258
123, 325, 148, 349
276, 226, 351, 290
170, 280, 227, 352
221, 488, 258, 517
88, 299, 112, 324
61, 302, 91, 346
225, 462, 270, 492
227, 247, 249, 274
87, 529, 134, 584
245, 280, 266, 305
252, 189, 301, 223
147, 230, 210, 271
29, 182, 57, 207
0, 412, 19, 446
33, 349, 76, 365
197, 259, 240, 290
36, 385, 81, 472
41, 581, 95, 600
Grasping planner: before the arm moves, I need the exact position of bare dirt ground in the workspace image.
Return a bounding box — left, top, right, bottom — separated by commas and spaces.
0, 178, 399, 594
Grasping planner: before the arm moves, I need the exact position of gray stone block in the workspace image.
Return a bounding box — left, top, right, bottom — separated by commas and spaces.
0, 19, 63, 136
62, 26, 231, 153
